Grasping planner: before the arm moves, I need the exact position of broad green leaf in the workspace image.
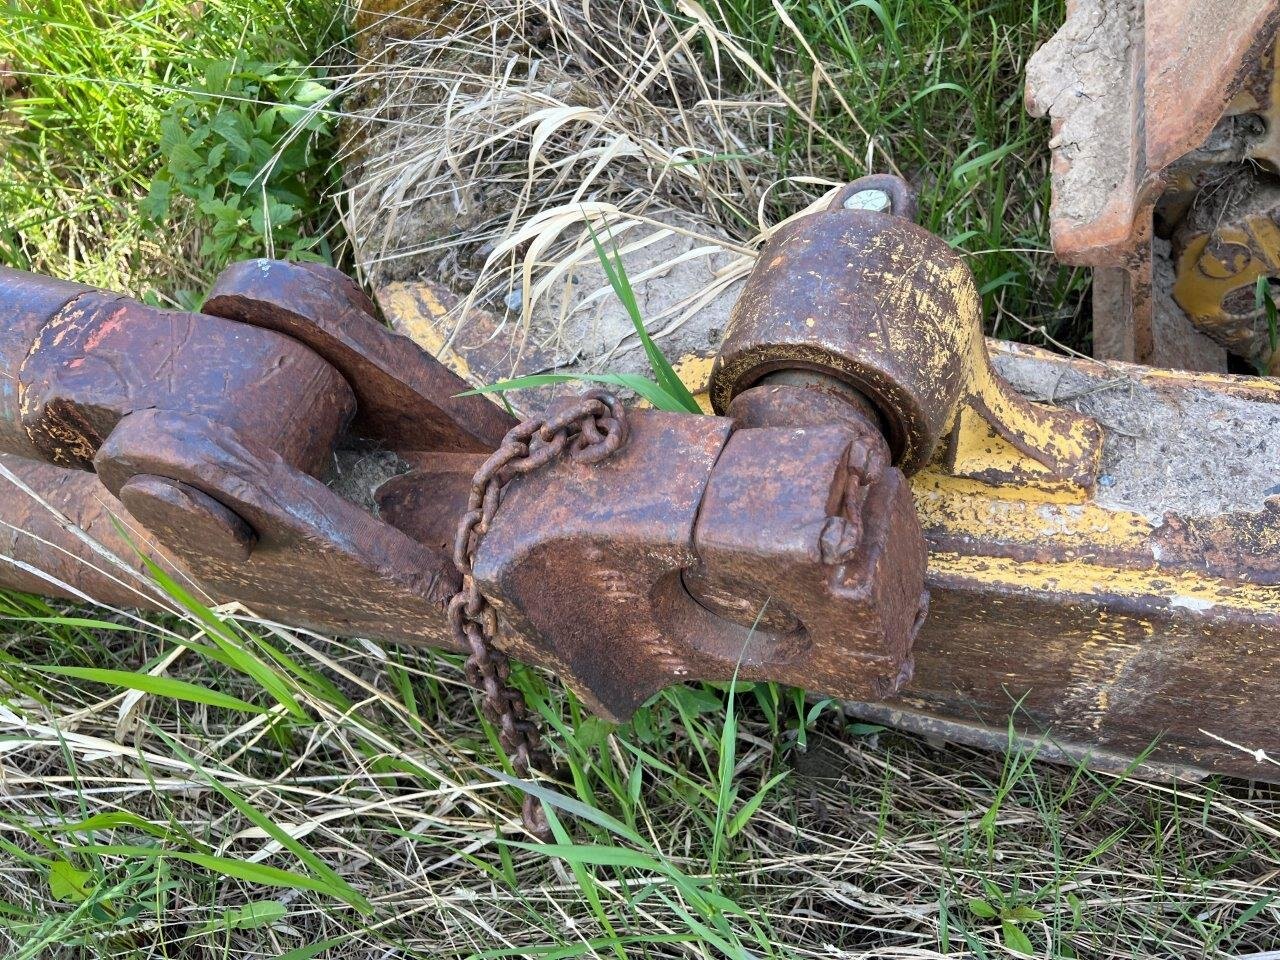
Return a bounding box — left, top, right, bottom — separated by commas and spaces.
1005, 904, 1046, 922
665, 684, 723, 715
48, 860, 94, 903
968, 897, 997, 919
139, 177, 172, 221
1001, 919, 1034, 955
31, 665, 266, 714
804, 697, 835, 726
847, 722, 887, 737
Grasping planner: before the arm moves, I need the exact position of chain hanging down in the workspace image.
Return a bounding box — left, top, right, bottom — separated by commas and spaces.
449, 389, 629, 838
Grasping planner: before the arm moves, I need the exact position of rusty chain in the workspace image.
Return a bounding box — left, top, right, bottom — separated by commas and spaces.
449, 389, 629, 838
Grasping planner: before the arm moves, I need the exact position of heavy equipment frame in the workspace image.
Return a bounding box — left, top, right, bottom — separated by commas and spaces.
0, 2, 1278, 818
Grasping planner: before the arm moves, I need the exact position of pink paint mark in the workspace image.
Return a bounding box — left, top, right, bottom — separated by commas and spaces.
82, 306, 128, 353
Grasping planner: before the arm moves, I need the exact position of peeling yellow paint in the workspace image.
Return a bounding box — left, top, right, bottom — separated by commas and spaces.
955, 348, 1103, 496
379, 282, 476, 383
673, 354, 716, 413
931, 552, 1280, 616
912, 469, 1154, 544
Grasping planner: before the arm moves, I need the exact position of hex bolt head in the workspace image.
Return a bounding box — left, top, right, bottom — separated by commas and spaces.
843, 189, 893, 213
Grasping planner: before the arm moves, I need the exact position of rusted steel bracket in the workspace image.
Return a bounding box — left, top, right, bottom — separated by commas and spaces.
0, 229, 935, 720
711, 182, 1103, 497
2, 176, 1278, 784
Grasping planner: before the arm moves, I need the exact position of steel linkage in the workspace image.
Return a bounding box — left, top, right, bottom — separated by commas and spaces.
4, 173, 1277, 811
0, 192, 940, 828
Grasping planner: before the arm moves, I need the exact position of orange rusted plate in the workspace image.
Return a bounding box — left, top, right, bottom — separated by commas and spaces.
1027, 0, 1280, 364
1030, 0, 1279, 269
1146, 0, 1280, 172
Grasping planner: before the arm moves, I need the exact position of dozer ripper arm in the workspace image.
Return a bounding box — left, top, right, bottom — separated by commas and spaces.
0, 177, 1276, 782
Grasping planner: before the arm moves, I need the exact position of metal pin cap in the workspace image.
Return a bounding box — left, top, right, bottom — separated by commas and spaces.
843, 189, 893, 213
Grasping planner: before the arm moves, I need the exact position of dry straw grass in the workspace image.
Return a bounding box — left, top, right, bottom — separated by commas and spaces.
1, 1, 1279, 958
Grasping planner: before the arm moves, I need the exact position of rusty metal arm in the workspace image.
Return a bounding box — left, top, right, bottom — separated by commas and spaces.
381, 178, 1280, 782
2, 176, 1278, 785
0, 262, 509, 648
0, 247, 931, 723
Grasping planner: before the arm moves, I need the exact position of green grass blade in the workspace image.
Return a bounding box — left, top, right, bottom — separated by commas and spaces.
584, 221, 703, 414
1255, 275, 1278, 368
46, 811, 197, 846
726, 770, 789, 838
30, 665, 267, 714
482, 767, 648, 847
71, 845, 352, 904
129, 548, 307, 720
158, 730, 372, 914
464, 372, 692, 413
273, 938, 351, 960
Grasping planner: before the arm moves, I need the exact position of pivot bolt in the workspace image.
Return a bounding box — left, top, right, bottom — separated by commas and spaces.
843, 189, 892, 213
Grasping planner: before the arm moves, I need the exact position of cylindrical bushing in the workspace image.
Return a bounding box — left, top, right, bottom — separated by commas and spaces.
0, 267, 355, 477
710, 187, 984, 476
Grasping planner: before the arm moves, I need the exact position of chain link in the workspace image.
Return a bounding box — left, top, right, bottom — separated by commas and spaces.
449, 388, 629, 838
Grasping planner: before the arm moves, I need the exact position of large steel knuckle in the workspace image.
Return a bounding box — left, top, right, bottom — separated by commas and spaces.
10, 282, 353, 477
467, 411, 927, 722
203, 258, 515, 453
685, 422, 926, 697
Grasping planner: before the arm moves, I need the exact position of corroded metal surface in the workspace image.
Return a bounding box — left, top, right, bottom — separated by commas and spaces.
711, 179, 1104, 496
448, 389, 631, 837
1028, 0, 1278, 265
6, 339, 1280, 779
16, 286, 353, 476
0, 264, 465, 646
3, 179, 1280, 782
1027, 1, 1280, 366
437, 410, 926, 721
204, 259, 515, 452
0, 248, 932, 723
0, 269, 92, 460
